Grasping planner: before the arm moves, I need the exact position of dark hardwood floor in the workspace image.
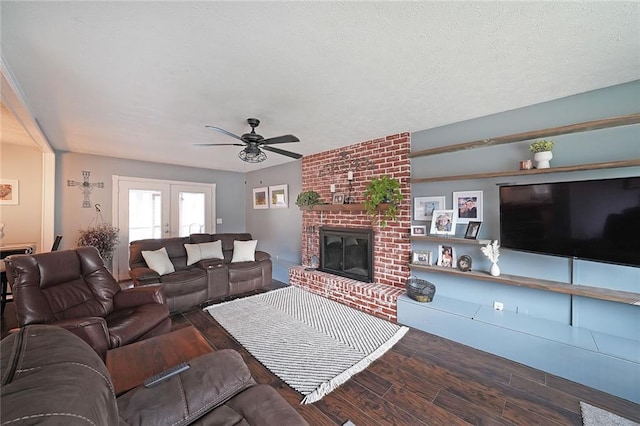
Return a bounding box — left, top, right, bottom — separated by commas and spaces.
3, 285, 639, 425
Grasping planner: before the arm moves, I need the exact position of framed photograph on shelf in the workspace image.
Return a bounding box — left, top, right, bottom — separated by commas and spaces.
252, 187, 269, 209
453, 190, 483, 224
464, 221, 482, 239
0, 179, 19, 205
410, 225, 427, 236
413, 196, 445, 221
429, 209, 456, 235
332, 193, 345, 205
411, 250, 432, 266
269, 184, 288, 208
437, 245, 456, 268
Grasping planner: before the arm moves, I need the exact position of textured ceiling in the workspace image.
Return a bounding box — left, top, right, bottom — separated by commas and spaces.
1, 2, 639, 172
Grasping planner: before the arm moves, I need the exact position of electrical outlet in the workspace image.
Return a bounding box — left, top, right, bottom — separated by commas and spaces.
493, 301, 504, 311
216, 218, 223, 224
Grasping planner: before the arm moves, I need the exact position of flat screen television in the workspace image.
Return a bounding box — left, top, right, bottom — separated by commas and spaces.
499, 176, 640, 267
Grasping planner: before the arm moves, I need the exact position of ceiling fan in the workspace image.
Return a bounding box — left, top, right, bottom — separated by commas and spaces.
195, 118, 302, 163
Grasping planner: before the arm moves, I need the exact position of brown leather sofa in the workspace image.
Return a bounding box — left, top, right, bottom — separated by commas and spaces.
129, 233, 272, 312
0, 324, 308, 425
5, 247, 171, 359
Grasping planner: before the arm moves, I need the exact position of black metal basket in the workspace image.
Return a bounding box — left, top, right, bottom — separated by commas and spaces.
405, 277, 436, 303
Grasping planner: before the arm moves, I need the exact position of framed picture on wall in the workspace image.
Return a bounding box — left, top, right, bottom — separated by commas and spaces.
453, 190, 483, 224
252, 187, 269, 209
429, 209, 456, 235
269, 184, 288, 208
413, 196, 445, 221
0, 179, 19, 205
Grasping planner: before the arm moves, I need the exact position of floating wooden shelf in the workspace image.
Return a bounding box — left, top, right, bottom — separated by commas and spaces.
410, 235, 491, 245
408, 264, 640, 305
408, 113, 640, 159
410, 159, 640, 184
298, 203, 391, 212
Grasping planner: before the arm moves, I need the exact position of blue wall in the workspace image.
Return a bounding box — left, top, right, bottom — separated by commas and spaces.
245, 160, 303, 283
410, 80, 640, 340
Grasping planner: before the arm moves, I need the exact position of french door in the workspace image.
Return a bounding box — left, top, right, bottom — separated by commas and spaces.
112, 176, 216, 281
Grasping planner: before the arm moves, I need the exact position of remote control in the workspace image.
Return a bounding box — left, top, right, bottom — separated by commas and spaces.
143, 362, 190, 387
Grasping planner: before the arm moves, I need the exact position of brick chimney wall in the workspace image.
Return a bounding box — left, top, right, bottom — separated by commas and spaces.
289, 133, 411, 321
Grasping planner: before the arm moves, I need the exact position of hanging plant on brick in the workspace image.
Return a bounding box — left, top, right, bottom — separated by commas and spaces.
363, 175, 404, 227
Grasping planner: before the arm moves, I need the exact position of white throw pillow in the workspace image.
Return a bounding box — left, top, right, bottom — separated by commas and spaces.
184, 241, 224, 266
141, 247, 175, 275
231, 240, 258, 263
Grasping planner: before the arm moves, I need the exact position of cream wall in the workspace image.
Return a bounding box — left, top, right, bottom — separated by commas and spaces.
0, 143, 43, 248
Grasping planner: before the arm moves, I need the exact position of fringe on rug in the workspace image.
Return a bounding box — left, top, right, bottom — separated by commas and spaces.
301, 325, 409, 404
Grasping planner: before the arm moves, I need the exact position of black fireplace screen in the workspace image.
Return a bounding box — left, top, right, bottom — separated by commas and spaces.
319, 226, 373, 282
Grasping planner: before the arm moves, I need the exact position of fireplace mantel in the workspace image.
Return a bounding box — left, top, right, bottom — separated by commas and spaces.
298, 203, 391, 212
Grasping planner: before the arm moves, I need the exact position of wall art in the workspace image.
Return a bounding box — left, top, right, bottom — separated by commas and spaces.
413, 196, 445, 221
453, 190, 483, 224
269, 184, 288, 208
253, 187, 269, 209
0, 179, 19, 205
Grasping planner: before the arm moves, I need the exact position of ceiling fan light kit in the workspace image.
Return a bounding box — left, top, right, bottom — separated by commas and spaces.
196, 118, 302, 163
238, 148, 267, 163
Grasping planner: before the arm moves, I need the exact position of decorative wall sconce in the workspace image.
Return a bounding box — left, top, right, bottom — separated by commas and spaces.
345, 171, 355, 204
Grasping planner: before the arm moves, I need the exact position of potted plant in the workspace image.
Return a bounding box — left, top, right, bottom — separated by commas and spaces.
76, 222, 119, 263
363, 175, 404, 226
529, 139, 554, 169
295, 190, 322, 208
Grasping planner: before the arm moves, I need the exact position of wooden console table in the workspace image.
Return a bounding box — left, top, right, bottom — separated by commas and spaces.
106, 326, 213, 395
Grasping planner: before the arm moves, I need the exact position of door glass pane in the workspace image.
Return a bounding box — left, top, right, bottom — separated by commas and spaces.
129, 189, 162, 241
178, 192, 205, 237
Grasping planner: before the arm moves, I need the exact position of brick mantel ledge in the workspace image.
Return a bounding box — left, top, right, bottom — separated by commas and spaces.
289, 266, 405, 322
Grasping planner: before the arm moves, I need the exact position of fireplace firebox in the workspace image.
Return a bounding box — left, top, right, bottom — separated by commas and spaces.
319, 226, 373, 283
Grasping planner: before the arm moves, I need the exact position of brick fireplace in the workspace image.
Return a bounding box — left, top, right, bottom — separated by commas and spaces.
289, 133, 411, 321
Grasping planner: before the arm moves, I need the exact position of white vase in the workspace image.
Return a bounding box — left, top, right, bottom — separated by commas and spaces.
533, 151, 553, 169
490, 262, 500, 277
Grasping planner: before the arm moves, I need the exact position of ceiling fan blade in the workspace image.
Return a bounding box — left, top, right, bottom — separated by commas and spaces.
262, 145, 303, 159
261, 134, 300, 145
205, 125, 245, 142
193, 143, 245, 147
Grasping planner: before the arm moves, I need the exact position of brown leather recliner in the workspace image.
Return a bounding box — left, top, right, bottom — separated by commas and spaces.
5, 246, 171, 359
1, 325, 308, 426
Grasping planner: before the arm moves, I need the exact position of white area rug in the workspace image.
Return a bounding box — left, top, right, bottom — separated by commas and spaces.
580, 402, 639, 426
204, 286, 408, 404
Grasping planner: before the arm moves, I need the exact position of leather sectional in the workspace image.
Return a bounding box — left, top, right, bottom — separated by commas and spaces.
0, 324, 308, 425
129, 233, 272, 312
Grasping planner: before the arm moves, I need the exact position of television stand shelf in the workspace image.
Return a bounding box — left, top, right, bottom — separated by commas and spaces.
408, 263, 640, 305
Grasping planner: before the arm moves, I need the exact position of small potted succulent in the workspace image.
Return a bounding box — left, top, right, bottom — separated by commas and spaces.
529, 139, 555, 169
363, 175, 404, 227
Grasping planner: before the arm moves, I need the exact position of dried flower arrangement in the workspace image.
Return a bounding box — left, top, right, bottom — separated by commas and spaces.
481, 240, 500, 263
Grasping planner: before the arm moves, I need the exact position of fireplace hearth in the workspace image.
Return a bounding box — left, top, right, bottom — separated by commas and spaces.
319, 226, 373, 283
